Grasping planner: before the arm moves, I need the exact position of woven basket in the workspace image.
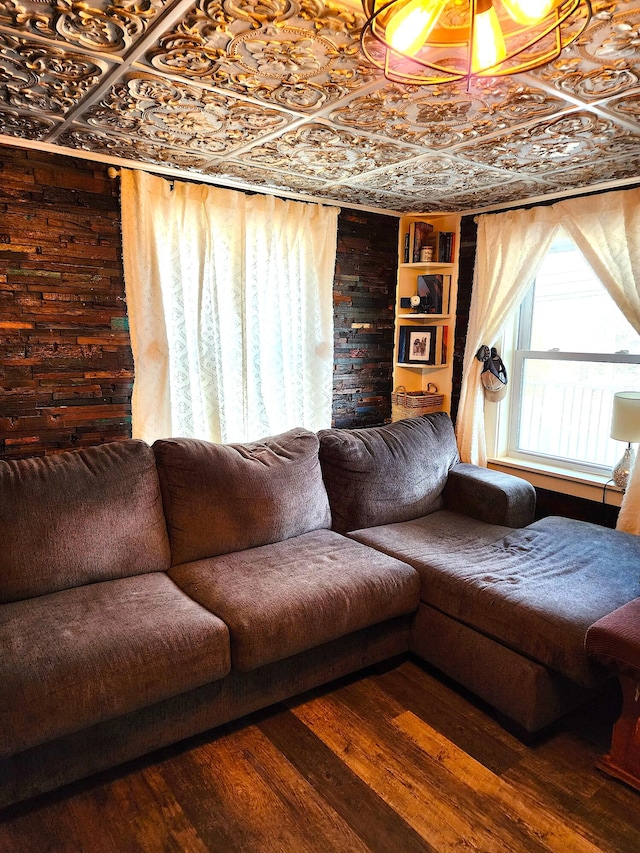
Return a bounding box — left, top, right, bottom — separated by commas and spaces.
391, 383, 444, 421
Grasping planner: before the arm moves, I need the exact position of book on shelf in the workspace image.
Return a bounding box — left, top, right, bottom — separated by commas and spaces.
426, 230, 455, 263
407, 221, 434, 264
417, 273, 451, 315
398, 324, 447, 366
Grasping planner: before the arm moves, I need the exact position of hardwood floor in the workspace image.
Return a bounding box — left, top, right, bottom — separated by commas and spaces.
2, 659, 639, 852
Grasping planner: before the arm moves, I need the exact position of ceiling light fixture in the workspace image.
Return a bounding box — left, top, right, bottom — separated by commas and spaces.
360, 0, 592, 85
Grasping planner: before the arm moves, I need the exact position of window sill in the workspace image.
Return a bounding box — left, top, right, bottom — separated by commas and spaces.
487, 457, 624, 507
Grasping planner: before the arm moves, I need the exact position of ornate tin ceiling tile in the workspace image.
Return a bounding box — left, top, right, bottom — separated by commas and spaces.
58, 124, 212, 168
328, 78, 571, 148
0, 104, 56, 137
235, 122, 415, 180
313, 183, 429, 211
529, 4, 640, 100
0, 33, 110, 116
439, 178, 555, 209
143, 0, 375, 113
545, 150, 640, 186
601, 88, 640, 126
0, 0, 170, 55
203, 159, 327, 193
0, 0, 639, 211
77, 72, 294, 155
347, 153, 504, 197
455, 110, 640, 174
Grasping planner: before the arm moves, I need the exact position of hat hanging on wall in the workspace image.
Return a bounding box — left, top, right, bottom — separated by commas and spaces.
476, 345, 508, 402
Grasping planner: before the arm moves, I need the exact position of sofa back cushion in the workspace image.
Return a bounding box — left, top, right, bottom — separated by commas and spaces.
153, 428, 332, 564
318, 413, 460, 533
0, 440, 171, 603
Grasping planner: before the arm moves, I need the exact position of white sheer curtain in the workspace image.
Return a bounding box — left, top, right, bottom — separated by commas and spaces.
456, 185, 640, 532
121, 169, 339, 445
456, 204, 560, 465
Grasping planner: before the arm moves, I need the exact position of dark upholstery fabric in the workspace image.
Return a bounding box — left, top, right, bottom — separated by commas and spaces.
0, 617, 411, 808
349, 509, 514, 564
169, 528, 420, 671
411, 603, 598, 733
0, 572, 230, 756
154, 429, 331, 564
351, 514, 640, 685
444, 463, 536, 529
0, 440, 170, 603
318, 414, 460, 534
586, 598, 640, 677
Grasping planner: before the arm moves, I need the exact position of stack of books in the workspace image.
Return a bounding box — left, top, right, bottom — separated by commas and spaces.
404, 221, 434, 263
426, 231, 455, 263
403, 224, 455, 264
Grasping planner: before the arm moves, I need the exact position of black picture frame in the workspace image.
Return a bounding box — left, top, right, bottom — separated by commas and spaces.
399, 325, 439, 364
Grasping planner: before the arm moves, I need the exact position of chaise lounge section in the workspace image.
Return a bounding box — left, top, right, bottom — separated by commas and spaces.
318, 413, 640, 734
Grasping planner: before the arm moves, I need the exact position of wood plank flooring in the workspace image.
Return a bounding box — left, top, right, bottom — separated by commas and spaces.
1, 659, 639, 853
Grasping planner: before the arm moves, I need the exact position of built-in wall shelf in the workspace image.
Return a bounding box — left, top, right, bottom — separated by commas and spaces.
393, 214, 461, 418
397, 314, 451, 320
400, 262, 456, 271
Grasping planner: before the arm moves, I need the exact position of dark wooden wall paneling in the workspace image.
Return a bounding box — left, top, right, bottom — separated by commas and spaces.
0, 149, 399, 459
0, 148, 131, 459
450, 214, 476, 426
332, 210, 398, 429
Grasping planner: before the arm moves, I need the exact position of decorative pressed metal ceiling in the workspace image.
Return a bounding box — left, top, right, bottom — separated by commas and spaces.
0, 0, 638, 213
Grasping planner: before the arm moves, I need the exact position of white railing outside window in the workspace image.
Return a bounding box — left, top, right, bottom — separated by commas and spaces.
512, 355, 640, 473
506, 232, 640, 476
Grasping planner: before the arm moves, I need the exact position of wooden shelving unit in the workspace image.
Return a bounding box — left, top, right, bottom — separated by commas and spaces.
393, 213, 461, 417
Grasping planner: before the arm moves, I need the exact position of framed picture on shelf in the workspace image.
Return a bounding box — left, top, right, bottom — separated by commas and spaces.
398, 325, 446, 365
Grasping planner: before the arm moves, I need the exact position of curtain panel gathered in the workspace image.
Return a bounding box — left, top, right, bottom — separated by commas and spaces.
456, 186, 640, 533
121, 169, 339, 446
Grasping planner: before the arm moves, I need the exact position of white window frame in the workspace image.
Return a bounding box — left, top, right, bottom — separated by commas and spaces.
485, 245, 640, 503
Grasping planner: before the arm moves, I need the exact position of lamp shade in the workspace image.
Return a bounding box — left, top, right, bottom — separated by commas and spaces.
610, 392, 640, 442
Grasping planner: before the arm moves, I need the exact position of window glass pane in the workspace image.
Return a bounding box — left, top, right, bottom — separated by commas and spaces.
529, 235, 639, 354
516, 358, 640, 468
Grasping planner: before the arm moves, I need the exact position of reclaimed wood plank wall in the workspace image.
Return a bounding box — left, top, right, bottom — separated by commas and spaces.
332, 210, 398, 429
0, 148, 131, 460
0, 148, 399, 459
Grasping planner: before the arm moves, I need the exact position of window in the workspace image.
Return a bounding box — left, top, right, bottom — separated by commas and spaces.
507, 231, 640, 476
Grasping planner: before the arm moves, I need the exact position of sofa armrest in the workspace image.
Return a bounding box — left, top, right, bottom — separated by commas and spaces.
443, 463, 536, 528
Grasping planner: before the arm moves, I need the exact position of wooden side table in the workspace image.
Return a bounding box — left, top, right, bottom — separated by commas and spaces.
586, 598, 640, 792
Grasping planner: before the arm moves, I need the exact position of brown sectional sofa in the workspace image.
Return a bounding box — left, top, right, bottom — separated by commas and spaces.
1, 413, 639, 808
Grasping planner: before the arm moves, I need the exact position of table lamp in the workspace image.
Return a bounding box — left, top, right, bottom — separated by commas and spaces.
610, 391, 640, 489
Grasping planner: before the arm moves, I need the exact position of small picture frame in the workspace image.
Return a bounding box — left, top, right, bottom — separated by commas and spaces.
405, 328, 435, 363
398, 325, 445, 365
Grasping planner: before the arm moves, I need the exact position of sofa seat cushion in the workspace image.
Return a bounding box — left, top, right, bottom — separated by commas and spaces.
351, 515, 640, 686
318, 414, 459, 534
0, 573, 230, 757
350, 510, 514, 570
154, 429, 331, 564
0, 440, 171, 603
169, 528, 420, 672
